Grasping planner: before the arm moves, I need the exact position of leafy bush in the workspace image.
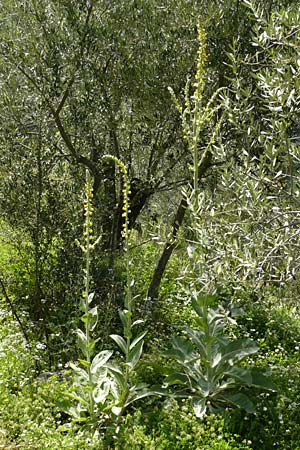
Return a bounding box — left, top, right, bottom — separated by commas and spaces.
164, 293, 275, 417
0, 308, 100, 449
238, 299, 300, 355
225, 289, 300, 449
109, 400, 252, 449
0, 309, 33, 396
228, 368, 300, 450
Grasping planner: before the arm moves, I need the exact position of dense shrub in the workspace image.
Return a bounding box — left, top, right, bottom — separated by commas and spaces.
107, 400, 252, 450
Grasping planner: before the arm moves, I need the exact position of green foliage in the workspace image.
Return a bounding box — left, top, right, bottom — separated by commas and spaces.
0, 307, 101, 449
164, 294, 275, 417
228, 354, 300, 450
64, 171, 114, 425
239, 299, 300, 354
0, 308, 33, 398
109, 401, 252, 450
0, 379, 103, 449
179, 2, 300, 296
220, 286, 300, 449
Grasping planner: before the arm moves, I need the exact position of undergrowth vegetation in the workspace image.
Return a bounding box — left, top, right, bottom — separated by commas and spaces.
1, 272, 300, 448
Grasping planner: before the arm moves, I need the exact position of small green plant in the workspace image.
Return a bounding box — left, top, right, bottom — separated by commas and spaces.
164, 293, 276, 418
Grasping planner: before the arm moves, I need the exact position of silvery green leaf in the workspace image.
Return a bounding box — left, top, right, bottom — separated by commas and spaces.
132, 319, 144, 327
249, 368, 277, 391
110, 334, 127, 354
91, 369, 109, 386
90, 350, 113, 374
69, 362, 89, 381
88, 292, 95, 304
75, 329, 88, 357
193, 398, 207, 418
130, 332, 146, 351
226, 367, 253, 384
127, 339, 144, 368
186, 329, 207, 359
194, 378, 211, 397
108, 365, 127, 393
107, 362, 123, 375
66, 391, 89, 406
93, 381, 110, 404
211, 352, 222, 368
66, 405, 84, 419
166, 336, 195, 362
221, 339, 258, 365
222, 392, 255, 413
119, 309, 132, 330
89, 306, 98, 331
124, 386, 165, 407
164, 371, 189, 386
112, 405, 123, 416
109, 378, 121, 399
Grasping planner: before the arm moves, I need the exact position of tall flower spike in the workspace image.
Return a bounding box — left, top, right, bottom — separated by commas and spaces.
102, 155, 131, 247
102, 154, 132, 311
194, 24, 207, 102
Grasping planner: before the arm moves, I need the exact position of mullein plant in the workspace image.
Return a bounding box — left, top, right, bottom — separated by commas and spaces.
65, 169, 113, 426
164, 25, 276, 417
64, 161, 159, 429
103, 155, 159, 418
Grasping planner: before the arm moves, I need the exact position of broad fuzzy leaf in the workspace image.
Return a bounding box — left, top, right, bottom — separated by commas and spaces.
220, 339, 259, 365
90, 350, 113, 374
226, 367, 253, 385
93, 381, 110, 404
249, 368, 277, 391
192, 295, 218, 314
75, 329, 88, 358
81, 306, 98, 331
109, 370, 127, 399
89, 306, 98, 331
127, 339, 144, 368
88, 292, 95, 305
221, 392, 255, 413
130, 331, 147, 351
164, 371, 189, 386
185, 328, 207, 359
110, 334, 127, 354
119, 309, 132, 329
125, 385, 166, 407
66, 405, 85, 419
69, 362, 88, 381
166, 336, 195, 362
